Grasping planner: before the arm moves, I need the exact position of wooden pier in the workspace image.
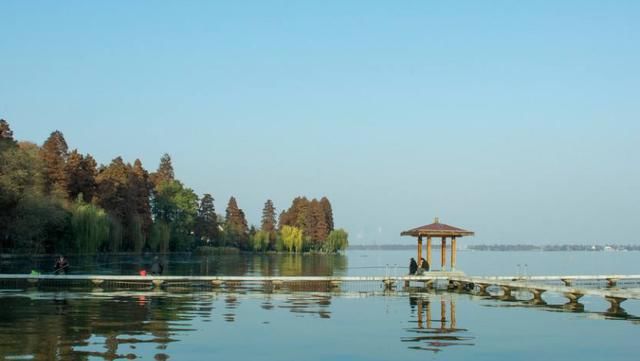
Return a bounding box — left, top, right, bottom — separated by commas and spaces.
1, 272, 639, 310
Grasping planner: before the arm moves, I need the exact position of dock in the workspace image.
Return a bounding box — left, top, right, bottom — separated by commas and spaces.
1, 272, 639, 310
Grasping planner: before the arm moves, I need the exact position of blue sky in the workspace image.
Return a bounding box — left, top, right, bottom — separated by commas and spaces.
1, 1, 638, 244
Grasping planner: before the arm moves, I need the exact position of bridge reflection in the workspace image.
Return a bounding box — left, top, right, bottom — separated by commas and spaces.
403, 295, 474, 352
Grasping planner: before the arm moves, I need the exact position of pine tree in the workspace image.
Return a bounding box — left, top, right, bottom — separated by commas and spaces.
261, 199, 276, 233
195, 193, 218, 244
40, 130, 69, 196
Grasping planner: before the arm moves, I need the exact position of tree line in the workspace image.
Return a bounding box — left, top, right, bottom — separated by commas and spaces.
0, 119, 348, 254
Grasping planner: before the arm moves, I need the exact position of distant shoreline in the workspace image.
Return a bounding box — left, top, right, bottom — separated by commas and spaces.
348, 244, 640, 251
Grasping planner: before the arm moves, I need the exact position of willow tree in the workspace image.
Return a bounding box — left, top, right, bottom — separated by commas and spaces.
280, 225, 303, 253
324, 229, 349, 253
71, 199, 110, 254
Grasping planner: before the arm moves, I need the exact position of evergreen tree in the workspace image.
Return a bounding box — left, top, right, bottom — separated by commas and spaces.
151, 179, 198, 251
65, 150, 97, 202
320, 197, 334, 232
195, 193, 218, 244
151, 153, 175, 187
261, 199, 277, 249
39, 130, 69, 196
225, 196, 249, 249
261, 199, 276, 233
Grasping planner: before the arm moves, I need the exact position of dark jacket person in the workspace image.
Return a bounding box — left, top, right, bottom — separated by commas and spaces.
150, 257, 164, 276
409, 258, 418, 275
420, 258, 429, 272
54, 255, 69, 275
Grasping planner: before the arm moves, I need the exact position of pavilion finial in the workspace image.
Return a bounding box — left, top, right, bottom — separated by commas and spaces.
434, 217, 439, 224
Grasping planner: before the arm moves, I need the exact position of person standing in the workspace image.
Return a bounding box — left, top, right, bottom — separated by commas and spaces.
54, 255, 69, 275
150, 256, 164, 276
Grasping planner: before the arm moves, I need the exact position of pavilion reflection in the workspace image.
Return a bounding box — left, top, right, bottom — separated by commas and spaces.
403, 295, 474, 353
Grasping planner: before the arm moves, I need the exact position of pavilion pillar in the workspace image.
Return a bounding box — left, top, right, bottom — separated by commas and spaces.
426, 237, 432, 267
417, 236, 423, 263
451, 237, 457, 271
441, 237, 447, 270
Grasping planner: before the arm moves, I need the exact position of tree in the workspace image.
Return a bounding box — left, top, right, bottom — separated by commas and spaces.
64, 150, 97, 202
71, 197, 110, 254
320, 197, 334, 232
261, 199, 277, 249
152, 179, 198, 251
7, 194, 71, 254
309, 199, 329, 247
0, 119, 16, 153
150, 153, 174, 187
39, 130, 69, 196
95, 157, 130, 251
195, 193, 218, 244
280, 225, 303, 253
250, 230, 270, 252
0, 142, 46, 250
324, 229, 349, 253
130, 159, 153, 237
225, 196, 249, 249
261, 199, 276, 233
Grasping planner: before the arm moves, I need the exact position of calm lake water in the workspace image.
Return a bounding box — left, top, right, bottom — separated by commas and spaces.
1, 249, 639, 360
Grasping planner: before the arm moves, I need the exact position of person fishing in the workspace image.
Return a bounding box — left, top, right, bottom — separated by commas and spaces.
150, 256, 164, 276
54, 255, 70, 275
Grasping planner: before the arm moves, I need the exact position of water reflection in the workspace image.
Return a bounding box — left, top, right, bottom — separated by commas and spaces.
404, 295, 474, 352
0, 253, 349, 277
475, 289, 640, 323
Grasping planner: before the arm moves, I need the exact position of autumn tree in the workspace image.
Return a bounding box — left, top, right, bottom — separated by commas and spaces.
320, 197, 334, 232
40, 131, 69, 196
130, 159, 153, 235
0, 119, 16, 153
225, 196, 249, 249
150, 153, 174, 187
95, 157, 130, 251
64, 150, 97, 202
309, 199, 329, 248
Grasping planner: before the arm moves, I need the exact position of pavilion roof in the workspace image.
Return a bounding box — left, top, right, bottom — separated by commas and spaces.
400, 218, 474, 238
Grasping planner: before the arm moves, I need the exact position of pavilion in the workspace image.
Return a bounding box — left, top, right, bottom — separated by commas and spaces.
401, 217, 474, 271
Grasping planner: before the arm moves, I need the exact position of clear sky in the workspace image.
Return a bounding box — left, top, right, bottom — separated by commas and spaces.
1, 1, 638, 244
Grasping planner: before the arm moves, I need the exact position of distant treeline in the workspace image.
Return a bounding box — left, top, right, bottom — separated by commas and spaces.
0, 119, 348, 255
468, 244, 640, 251
349, 244, 640, 251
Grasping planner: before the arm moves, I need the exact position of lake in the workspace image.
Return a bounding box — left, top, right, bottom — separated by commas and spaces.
1, 249, 639, 360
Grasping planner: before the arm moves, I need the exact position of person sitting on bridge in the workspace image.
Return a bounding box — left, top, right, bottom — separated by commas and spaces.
150, 256, 164, 276
409, 258, 418, 275
54, 255, 69, 275
420, 258, 429, 273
